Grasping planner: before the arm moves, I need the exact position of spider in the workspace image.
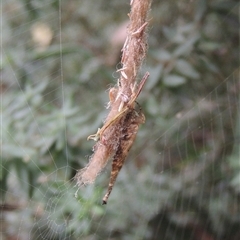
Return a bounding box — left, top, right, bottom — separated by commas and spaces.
102, 102, 145, 204
76, 72, 149, 204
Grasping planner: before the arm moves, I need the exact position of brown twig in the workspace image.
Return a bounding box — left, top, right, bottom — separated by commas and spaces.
75, 0, 152, 204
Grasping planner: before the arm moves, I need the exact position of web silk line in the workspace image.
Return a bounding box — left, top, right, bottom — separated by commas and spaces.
0, 0, 2, 190
58, 0, 69, 176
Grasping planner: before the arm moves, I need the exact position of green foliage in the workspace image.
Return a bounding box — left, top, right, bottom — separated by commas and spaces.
1, 0, 239, 239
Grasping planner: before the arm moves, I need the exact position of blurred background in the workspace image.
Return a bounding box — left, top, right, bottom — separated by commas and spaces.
1, 0, 239, 239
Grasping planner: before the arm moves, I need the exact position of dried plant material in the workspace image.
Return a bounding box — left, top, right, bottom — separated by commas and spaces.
75, 0, 152, 204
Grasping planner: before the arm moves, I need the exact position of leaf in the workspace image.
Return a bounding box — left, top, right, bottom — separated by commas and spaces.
146, 95, 160, 116
163, 74, 186, 87
198, 41, 222, 52
146, 64, 163, 90
152, 49, 171, 62
231, 173, 240, 193
175, 59, 200, 79
0, 165, 9, 199
13, 107, 31, 120
13, 160, 31, 198
195, 0, 207, 21
162, 27, 176, 42
173, 35, 199, 57
199, 55, 219, 73
2, 144, 35, 160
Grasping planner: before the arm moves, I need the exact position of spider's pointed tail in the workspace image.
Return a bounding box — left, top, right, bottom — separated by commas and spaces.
102, 153, 125, 204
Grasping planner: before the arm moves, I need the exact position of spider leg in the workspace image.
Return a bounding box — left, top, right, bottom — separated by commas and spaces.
87, 128, 101, 141
128, 71, 149, 106
114, 71, 149, 120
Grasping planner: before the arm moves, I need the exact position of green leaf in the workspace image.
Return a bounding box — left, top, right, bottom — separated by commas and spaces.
152, 49, 171, 62
163, 74, 186, 87
231, 173, 240, 193
175, 59, 200, 79
173, 35, 199, 57
146, 65, 163, 90
2, 144, 35, 160
0, 164, 9, 200
199, 41, 222, 52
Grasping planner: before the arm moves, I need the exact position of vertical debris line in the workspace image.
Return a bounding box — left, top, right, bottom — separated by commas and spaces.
75, 0, 152, 203
105, 0, 152, 123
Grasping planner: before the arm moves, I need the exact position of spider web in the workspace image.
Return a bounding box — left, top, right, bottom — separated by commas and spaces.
1, 0, 239, 240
